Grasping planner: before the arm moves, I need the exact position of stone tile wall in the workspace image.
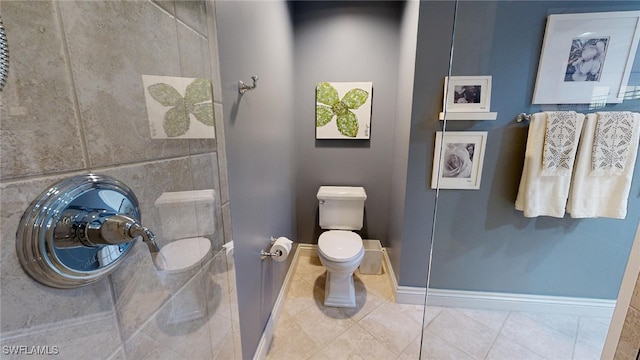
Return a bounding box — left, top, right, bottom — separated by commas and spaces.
614, 271, 640, 359
0, 1, 238, 359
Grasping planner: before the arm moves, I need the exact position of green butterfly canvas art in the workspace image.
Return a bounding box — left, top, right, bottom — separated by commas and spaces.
142, 75, 216, 139
316, 81, 372, 139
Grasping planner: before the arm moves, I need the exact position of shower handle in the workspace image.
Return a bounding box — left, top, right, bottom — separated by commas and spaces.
85, 213, 159, 253
55, 209, 160, 258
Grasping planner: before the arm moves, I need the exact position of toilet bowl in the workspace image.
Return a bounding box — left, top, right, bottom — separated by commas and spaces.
317, 230, 364, 308
316, 186, 367, 308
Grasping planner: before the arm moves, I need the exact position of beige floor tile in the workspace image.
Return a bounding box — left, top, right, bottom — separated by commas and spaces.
266, 316, 320, 360
424, 308, 499, 359
293, 303, 356, 346
294, 255, 327, 285
267, 254, 610, 360
420, 332, 475, 360
397, 334, 422, 360
520, 311, 579, 337
396, 302, 427, 325
457, 308, 509, 332
423, 305, 444, 327
572, 316, 610, 360
338, 280, 385, 322
500, 312, 575, 360
359, 302, 422, 354
354, 270, 394, 301
485, 334, 546, 360
317, 323, 398, 360
282, 277, 322, 317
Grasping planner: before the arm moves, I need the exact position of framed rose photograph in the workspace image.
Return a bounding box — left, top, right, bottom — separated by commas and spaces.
431, 131, 487, 190
532, 11, 640, 104
443, 76, 492, 113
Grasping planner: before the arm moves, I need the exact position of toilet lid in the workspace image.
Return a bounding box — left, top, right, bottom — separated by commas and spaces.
318, 231, 363, 262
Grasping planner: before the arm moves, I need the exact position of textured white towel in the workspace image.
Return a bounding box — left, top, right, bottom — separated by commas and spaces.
515, 112, 585, 217
542, 111, 579, 176
567, 112, 640, 219
591, 111, 636, 176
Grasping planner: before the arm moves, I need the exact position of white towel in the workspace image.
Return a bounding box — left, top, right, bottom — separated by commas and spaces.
542, 111, 579, 176
567, 112, 640, 219
591, 111, 636, 176
515, 112, 585, 217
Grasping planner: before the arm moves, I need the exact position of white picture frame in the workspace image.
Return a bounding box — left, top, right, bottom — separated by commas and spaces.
532, 11, 640, 104
431, 131, 487, 190
316, 81, 373, 139
443, 76, 492, 113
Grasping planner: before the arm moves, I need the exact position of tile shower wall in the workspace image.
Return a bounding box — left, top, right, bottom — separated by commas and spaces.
0, 1, 239, 359
614, 271, 640, 359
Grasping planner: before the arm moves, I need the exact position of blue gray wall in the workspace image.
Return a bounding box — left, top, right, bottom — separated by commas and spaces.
215, 1, 295, 358
400, 1, 640, 300
292, 1, 404, 246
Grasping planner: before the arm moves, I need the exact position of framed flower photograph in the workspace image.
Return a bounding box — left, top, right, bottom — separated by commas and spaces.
316, 81, 373, 139
443, 76, 492, 113
532, 11, 640, 104
431, 131, 487, 190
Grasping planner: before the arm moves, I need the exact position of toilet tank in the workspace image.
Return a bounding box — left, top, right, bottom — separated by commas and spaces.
317, 186, 367, 230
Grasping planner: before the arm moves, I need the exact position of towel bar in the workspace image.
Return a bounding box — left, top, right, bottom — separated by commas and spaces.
516, 113, 532, 123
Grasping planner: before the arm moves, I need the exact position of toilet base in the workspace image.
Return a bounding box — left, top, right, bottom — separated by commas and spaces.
323, 271, 356, 308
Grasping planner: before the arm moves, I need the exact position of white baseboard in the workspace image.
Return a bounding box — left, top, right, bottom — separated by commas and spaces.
396, 286, 616, 318
252, 245, 303, 360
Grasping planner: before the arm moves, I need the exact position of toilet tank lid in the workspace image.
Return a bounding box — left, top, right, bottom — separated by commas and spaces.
317, 186, 367, 200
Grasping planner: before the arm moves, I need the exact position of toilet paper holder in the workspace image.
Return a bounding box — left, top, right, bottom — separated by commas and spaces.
260, 236, 282, 259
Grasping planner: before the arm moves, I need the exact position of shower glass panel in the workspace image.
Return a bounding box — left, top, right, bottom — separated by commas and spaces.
422, 1, 640, 359
0, 1, 239, 359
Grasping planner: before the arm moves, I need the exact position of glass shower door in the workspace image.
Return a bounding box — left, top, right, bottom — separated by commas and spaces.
420, 1, 640, 359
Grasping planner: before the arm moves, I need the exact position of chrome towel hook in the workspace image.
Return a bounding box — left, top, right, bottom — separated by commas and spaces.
238, 75, 258, 94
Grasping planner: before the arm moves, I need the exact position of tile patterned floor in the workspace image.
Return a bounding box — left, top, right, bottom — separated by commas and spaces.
266, 252, 611, 360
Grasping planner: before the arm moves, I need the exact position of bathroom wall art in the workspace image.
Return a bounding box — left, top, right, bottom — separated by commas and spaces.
316, 81, 372, 139
142, 75, 216, 139
443, 76, 492, 113
532, 11, 640, 104
431, 131, 487, 190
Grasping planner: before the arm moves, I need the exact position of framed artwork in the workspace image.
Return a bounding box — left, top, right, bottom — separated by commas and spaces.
532, 11, 640, 104
316, 81, 372, 139
431, 131, 487, 190
443, 76, 492, 113
141, 75, 215, 139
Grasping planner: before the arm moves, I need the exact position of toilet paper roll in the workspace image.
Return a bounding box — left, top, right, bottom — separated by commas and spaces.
270, 237, 292, 262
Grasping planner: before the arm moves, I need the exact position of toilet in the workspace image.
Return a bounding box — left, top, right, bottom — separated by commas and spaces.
316, 186, 367, 308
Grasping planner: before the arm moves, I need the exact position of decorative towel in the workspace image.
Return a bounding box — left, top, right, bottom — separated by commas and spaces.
567, 112, 640, 219
515, 112, 585, 218
591, 111, 636, 176
542, 111, 579, 176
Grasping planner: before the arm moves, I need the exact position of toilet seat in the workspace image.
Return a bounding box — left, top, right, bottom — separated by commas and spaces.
318, 230, 363, 263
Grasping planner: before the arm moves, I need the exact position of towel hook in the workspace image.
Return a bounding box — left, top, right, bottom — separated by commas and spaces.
238, 75, 258, 94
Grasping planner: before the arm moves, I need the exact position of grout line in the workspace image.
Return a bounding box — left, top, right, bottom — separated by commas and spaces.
0, 153, 217, 185
483, 310, 511, 360
108, 275, 129, 360
52, 0, 91, 171
571, 317, 581, 360
148, 0, 175, 18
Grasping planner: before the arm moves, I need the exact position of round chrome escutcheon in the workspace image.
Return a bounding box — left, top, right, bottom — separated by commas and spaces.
16, 174, 139, 288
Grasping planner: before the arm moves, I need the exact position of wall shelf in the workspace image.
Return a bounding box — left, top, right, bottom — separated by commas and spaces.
438, 112, 498, 120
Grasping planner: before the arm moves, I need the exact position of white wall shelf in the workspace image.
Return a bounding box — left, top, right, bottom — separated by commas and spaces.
439, 112, 498, 120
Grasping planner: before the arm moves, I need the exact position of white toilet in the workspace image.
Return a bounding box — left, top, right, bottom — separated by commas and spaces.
316, 186, 367, 308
